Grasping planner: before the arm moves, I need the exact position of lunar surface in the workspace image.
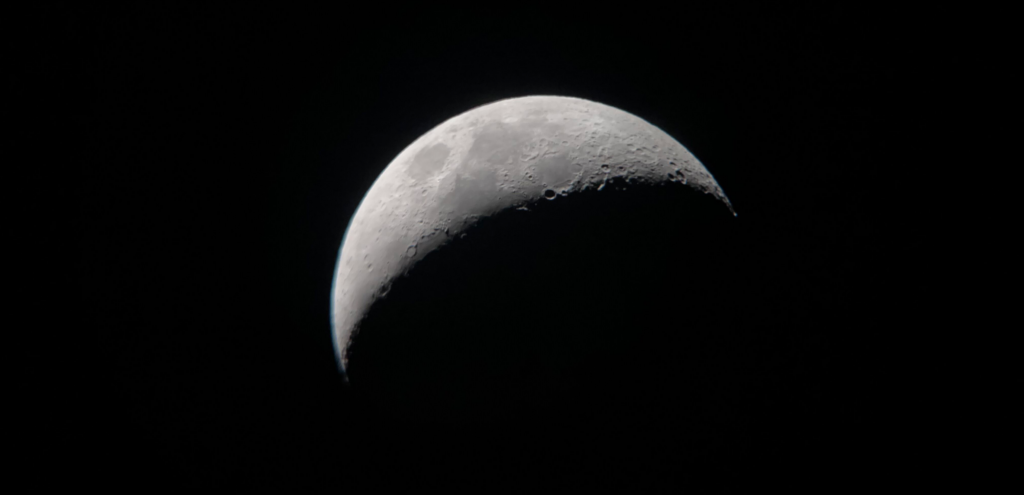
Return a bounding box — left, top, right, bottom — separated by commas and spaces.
331, 95, 734, 376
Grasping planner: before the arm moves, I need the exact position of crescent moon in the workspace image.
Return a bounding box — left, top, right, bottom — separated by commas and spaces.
331, 95, 733, 376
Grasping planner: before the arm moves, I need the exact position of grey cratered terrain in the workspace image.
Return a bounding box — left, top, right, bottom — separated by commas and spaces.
331, 95, 733, 374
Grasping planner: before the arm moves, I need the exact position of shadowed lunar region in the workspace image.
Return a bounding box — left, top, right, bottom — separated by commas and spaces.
331, 96, 839, 467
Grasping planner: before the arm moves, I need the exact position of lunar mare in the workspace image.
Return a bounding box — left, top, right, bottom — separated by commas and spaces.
331, 95, 732, 373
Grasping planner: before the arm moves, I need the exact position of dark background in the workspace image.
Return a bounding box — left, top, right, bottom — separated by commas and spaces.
75, 3, 930, 491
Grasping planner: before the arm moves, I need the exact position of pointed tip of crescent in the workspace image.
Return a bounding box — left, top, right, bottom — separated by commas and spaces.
723, 196, 737, 217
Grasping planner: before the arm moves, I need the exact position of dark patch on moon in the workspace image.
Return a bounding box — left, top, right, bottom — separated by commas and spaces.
534, 153, 576, 190
464, 121, 522, 167
440, 163, 500, 219
407, 142, 450, 181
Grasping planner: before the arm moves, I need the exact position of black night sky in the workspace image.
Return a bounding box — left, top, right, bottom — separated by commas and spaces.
78, 4, 930, 491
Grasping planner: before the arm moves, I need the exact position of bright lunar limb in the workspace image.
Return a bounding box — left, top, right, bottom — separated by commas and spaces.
331, 95, 733, 375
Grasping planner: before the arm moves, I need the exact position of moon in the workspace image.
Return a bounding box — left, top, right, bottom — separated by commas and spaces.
331, 95, 733, 377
